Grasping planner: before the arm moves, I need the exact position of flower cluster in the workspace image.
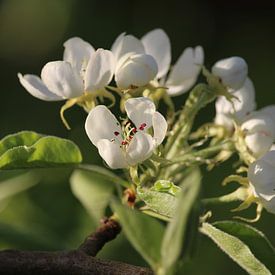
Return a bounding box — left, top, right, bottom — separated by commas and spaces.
18, 28, 275, 220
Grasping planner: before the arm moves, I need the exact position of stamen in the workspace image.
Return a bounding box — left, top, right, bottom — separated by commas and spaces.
121, 141, 128, 146
114, 131, 120, 136
139, 123, 147, 131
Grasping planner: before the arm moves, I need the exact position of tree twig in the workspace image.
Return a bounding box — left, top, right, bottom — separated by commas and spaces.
79, 217, 121, 256
0, 217, 153, 275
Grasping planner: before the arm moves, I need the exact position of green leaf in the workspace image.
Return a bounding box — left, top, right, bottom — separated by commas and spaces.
70, 169, 114, 223
79, 164, 130, 188
111, 200, 165, 271
213, 221, 275, 272
0, 131, 82, 169
137, 187, 178, 218
0, 171, 40, 201
200, 222, 272, 275
160, 169, 201, 275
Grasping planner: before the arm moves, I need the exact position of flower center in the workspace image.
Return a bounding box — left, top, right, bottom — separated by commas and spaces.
112, 121, 147, 148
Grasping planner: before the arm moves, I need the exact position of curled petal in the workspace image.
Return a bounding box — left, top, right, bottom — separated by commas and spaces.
115, 53, 158, 88
166, 46, 204, 96
111, 33, 145, 62
125, 97, 156, 130
18, 73, 63, 101
141, 28, 171, 79
97, 139, 128, 169
85, 49, 115, 91
152, 111, 167, 145
126, 132, 154, 165
85, 105, 122, 146
63, 37, 95, 74
41, 61, 83, 99
212, 56, 248, 90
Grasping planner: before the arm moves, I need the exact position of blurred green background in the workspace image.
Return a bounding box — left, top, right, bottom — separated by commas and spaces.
0, 0, 275, 274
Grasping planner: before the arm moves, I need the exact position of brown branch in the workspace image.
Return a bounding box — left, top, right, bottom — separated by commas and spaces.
0, 217, 153, 275
79, 217, 121, 256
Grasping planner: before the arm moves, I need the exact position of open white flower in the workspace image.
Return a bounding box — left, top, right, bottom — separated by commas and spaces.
85, 97, 167, 169
111, 29, 204, 95
18, 37, 115, 101
248, 151, 275, 214
212, 56, 248, 90
111, 33, 158, 89
141, 29, 204, 96
241, 112, 275, 158
214, 78, 256, 130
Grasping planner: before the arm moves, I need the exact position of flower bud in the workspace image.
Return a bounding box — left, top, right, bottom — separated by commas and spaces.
248, 151, 275, 213
212, 56, 248, 90
115, 53, 158, 89
241, 113, 275, 158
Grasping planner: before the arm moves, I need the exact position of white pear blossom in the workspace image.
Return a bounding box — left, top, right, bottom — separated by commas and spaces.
241, 112, 275, 158
214, 78, 256, 130
141, 29, 204, 96
111, 33, 158, 89
85, 97, 167, 169
212, 56, 248, 90
248, 151, 275, 214
115, 53, 158, 89
18, 37, 115, 101
111, 29, 204, 95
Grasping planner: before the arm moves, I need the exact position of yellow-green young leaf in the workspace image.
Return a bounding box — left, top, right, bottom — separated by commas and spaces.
111, 200, 165, 271
160, 169, 201, 275
137, 188, 177, 218
70, 169, 114, 224
0, 131, 82, 169
213, 221, 275, 272
200, 222, 272, 275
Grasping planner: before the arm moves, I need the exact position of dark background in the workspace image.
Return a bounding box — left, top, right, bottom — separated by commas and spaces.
0, 0, 275, 274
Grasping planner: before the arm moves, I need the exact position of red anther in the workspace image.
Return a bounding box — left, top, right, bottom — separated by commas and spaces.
121, 141, 128, 145
139, 123, 147, 130
129, 136, 133, 139
133, 128, 137, 133
114, 131, 120, 136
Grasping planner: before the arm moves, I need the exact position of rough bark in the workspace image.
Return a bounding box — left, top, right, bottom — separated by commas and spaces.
0, 218, 153, 275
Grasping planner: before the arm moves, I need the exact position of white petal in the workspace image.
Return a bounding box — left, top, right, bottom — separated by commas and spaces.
63, 37, 95, 74
18, 73, 63, 101
125, 97, 156, 129
215, 78, 256, 121
85, 49, 115, 91
141, 29, 171, 79
97, 139, 128, 169
166, 46, 204, 96
260, 105, 275, 124
214, 113, 234, 130
41, 61, 83, 99
242, 113, 275, 138
248, 153, 275, 200
85, 105, 122, 146
245, 133, 273, 158
115, 53, 158, 88
126, 132, 154, 165
212, 56, 248, 90
111, 33, 145, 61
263, 198, 275, 214
152, 112, 167, 145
